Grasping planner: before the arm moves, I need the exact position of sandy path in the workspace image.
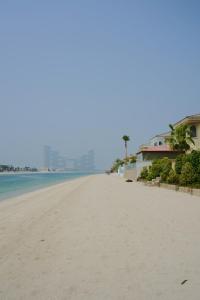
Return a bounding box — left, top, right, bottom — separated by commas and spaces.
0, 174, 200, 299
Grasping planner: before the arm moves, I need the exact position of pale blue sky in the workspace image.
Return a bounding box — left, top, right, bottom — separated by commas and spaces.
0, 1, 199, 169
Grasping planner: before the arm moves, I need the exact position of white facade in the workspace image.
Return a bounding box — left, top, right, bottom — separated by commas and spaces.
150, 136, 166, 147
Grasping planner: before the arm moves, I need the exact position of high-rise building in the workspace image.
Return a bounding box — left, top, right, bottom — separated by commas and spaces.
51, 150, 59, 170
44, 145, 51, 169
43, 146, 95, 171
74, 150, 95, 171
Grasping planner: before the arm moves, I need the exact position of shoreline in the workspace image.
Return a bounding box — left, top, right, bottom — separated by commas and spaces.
0, 170, 99, 175
0, 173, 92, 202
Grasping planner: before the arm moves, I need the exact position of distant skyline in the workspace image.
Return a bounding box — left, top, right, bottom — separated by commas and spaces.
0, 1, 199, 169
44, 146, 95, 171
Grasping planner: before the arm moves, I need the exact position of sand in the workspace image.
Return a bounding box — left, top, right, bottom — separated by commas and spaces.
0, 174, 200, 300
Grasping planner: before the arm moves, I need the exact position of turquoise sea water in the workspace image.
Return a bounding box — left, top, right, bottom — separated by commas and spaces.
0, 172, 92, 201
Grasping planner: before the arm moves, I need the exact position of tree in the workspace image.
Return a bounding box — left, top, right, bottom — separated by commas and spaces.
166, 124, 194, 152
122, 135, 130, 159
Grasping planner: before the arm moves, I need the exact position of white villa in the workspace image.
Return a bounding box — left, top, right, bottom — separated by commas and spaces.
122, 114, 200, 180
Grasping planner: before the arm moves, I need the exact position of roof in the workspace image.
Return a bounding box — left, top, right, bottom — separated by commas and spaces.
173, 113, 200, 127
149, 114, 200, 141
137, 113, 200, 154
137, 144, 180, 154
150, 131, 170, 140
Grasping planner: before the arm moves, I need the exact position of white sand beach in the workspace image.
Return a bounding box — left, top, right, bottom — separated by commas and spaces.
0, 174, 200, 299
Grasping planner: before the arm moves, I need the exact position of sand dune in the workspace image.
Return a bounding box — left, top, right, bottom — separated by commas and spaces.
0, 174, 200, 299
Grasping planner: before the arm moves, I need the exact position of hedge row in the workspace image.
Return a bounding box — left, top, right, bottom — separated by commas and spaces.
140, 151, 200, 188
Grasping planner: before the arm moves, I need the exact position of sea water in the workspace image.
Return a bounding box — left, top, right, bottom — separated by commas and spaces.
0, 172, 92, 201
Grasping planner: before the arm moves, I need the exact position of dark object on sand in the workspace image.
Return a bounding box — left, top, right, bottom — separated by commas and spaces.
181, 280, 188, 285
126, 179, 133, 182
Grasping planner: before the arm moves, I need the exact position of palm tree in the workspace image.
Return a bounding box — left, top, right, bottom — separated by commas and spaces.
166, 124, 194, 152
122, 135, 130, 158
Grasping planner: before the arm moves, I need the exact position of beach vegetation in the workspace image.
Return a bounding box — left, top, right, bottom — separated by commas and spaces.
110, 158, 124, 173
167, 169, 179, 184
140, 150, 200, 188
122, 135, 130, 158
140, 167, 148, 180
142, 157, 172, 182
129, 155, 136, 164
0, 164, 38, 173
160, 157, 172, 182
110, 154, 136, 172
166, 124, 194, 152
175, 154, 187, 174
179, 162, 195, 186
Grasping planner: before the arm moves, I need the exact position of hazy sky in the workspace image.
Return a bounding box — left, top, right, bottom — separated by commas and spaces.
0, 1, 200, 169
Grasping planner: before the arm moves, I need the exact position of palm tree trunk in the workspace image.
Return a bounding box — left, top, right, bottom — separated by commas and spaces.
125, 141, 128, 158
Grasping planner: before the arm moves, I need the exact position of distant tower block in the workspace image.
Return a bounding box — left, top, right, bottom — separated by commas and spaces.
88, 150, 95, 171
44, 145, 51, 169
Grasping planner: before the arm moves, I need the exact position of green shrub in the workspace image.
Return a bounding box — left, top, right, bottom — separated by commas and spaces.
167, 169, 179, 184
179, 162, 195, 186
187, 151, 200, 183
148, 157, 172, 181
147, 171, 154, 181
174, 151, 200, 185
150, 160, 162, 179
188, 150, 200, 172
175, 154, 187, 174
129, 155, 136, 164
140, 167, 149, 179
191, 183, 200, 189
160, 158, 172, 182
110, 158, 124, 172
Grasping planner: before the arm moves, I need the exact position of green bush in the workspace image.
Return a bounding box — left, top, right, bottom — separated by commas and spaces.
140, 167, 148, 179
160, 158, 172, 182
110, 158, 124, 172
179, 162, 195, 186
167, 169, 179, 184
188, 151, 200, 172
175, 151, 200, 184
148, 157, 172, 181
187, 151, 200, 183
129, 155, 136, 164
175, 154, 187, 174
149, 160, 162, 179
147, 171, 154, 181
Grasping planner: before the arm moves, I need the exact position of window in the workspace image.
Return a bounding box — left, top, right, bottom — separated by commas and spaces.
190, 125, 197, 137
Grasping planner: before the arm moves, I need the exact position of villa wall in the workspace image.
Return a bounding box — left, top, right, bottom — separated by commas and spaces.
123, 161, 152, 180
142, 152, 180, 161
150, 136, 165, 146
174, 121, 200, 151
118, 166, 125, 177
124, 169, 137, 181
193, 123, 200, 150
